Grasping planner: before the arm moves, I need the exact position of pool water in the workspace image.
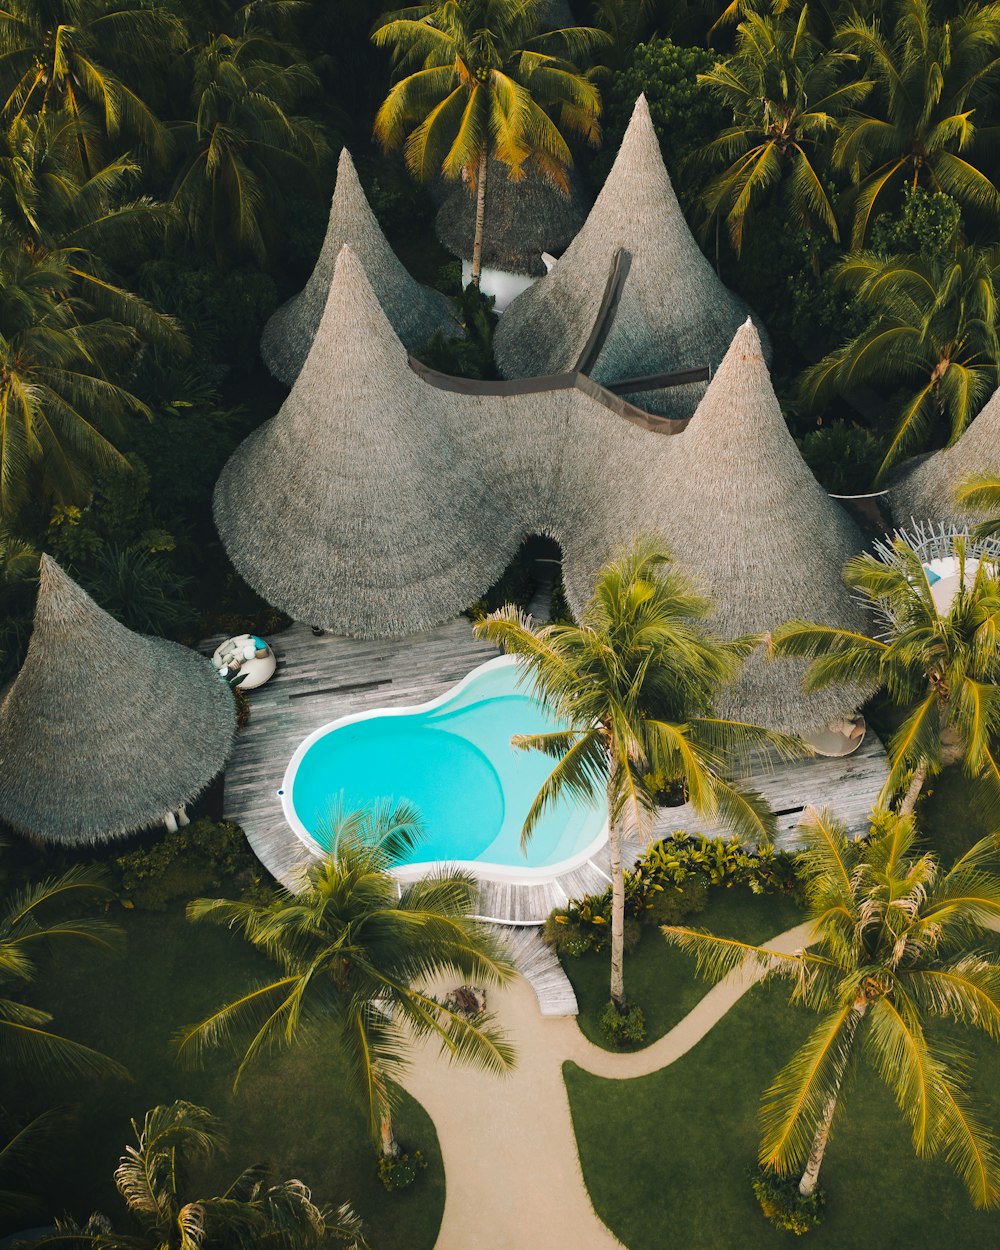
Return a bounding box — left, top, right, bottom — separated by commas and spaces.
286, 659, 607, 872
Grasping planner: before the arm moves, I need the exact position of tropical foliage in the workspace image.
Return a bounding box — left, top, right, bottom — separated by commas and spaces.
771, 534, 1000, 814
475, 535, 796, 1010
178, 803, 516, 1158
958, 474, 1000, 540
663, 806, 1000, 1207
40, 1100, 368, 1250
697, 6, 869, 252
372, 0, 607, 283
0, 861, 126, 1080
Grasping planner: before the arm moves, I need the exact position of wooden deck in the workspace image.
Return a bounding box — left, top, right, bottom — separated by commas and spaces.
214, 614, 889, 926
650, 734, 890, 848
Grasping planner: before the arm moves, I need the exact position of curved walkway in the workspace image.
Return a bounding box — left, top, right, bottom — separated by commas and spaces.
402, 920, 815, 1250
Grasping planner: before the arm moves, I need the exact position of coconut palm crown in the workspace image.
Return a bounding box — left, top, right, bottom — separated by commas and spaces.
663, 806, 1000, 1207
475, 535, 799, 1008
770, 533, 1000, 815
178, 803, 516, 1158
372, 0, 608, 285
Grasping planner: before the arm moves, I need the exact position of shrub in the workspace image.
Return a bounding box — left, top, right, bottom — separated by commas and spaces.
752, 1170, 825, 1235
599, 998, 646, 1048
115, 819, 262, 910
645, 874, 709, 925
377, 1150, 427, 1191
799, 422, 886, 495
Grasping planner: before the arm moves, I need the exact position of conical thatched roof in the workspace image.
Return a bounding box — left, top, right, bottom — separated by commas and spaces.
218, 246, 518, 634
220, 246, 867, 734
493, 94, 766, 419
890, 388, 1000, 525
0, 557, 235, 843
260, 148, 459, 386
649, 320, 870, 734
435, 156, 589, 276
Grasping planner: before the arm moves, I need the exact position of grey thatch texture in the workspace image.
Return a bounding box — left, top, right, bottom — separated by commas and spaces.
647, 320, 871, 734
890, 387, 1000, 526
260, 148, 459, 386
493, 94, 767, 419
217, 248, 865, 734
0, 556, 235, 844
435, 156, 589, 276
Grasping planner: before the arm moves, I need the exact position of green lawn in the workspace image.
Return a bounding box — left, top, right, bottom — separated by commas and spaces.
564, 978, 1000, 1250
917, 764, 998, 863
8, 902, 443, 1249
562, 887, 805, 1049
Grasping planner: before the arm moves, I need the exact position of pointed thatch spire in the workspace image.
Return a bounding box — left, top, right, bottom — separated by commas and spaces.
260, 148, 459, 386
435, 156, 589, 276
216, 246, 516, 634
651, 320, 870, 733
0, 556, 235, 843
890, 388, 1000, 525
494, 95, 766, 419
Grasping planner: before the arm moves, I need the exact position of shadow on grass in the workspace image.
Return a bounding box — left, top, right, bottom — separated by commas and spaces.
7, 901, 444, 1250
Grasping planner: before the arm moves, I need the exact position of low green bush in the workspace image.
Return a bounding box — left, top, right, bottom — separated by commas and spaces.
377, 1149, 427, 1192
751, 1170, 825, 1235
545, 833, 803, 956
599, 998, 646, 1048
115, 818, 264, 910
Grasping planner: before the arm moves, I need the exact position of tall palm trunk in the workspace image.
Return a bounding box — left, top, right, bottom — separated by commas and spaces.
379, 1111, 400, 1158
470, 148, 488, 288
798, 1003, 866, 1196
899, 757, 929, 817
608, 819, 625, 1009
607, 744, 626, 1009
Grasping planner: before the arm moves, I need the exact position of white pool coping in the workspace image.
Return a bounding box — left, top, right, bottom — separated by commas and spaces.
279, 653, 610, 884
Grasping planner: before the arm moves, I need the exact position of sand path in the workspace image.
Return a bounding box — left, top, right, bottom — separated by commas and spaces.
402, 920, 815, 1250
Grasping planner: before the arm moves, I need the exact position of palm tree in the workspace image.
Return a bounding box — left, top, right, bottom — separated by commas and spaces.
696, 5, 870, 254
0, 112, 187, 350
178, 803, 516, 1159
833, 0, 1000, 245
475, 536, 796, 1010
0, 233, 154, 518
372, 0, 608, 286
663, 806, 1000, 1206
39, 1100, 368, 1250
0, 861, 127, 1080
170, 23, 328, 264
770, 534, 1000, 816
957, 474, 1000, 541
799, 243, 1000, 476
0, 0, 185, 171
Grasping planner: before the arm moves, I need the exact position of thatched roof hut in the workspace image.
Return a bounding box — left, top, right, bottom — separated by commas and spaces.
649, 320, 871, 734
218, 246, 521, 634
435, 156, 589, 277
220, 246, 867, 734
0, 556, 235, 843
890, 388, 1000, 525
260, 148, 459, 386
493, 94, 766, 419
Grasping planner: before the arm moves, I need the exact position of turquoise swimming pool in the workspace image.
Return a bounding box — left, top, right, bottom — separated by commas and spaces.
282, 657, 608, 876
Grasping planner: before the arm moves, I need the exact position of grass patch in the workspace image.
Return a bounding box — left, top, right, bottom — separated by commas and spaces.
563, 888, 804, 1049
917, 765, 998, 864
7, 902, 443, 1249
564, 979, 1000, 1249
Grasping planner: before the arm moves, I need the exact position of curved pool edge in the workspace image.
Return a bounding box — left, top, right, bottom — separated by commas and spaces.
279, 654, 611, 886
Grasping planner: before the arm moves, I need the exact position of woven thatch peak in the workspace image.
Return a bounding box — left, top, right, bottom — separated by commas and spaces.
0, 557, 235, 844
494, 95, 767, 420
260, 147, 458, 386
891, 386, 1000, 525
